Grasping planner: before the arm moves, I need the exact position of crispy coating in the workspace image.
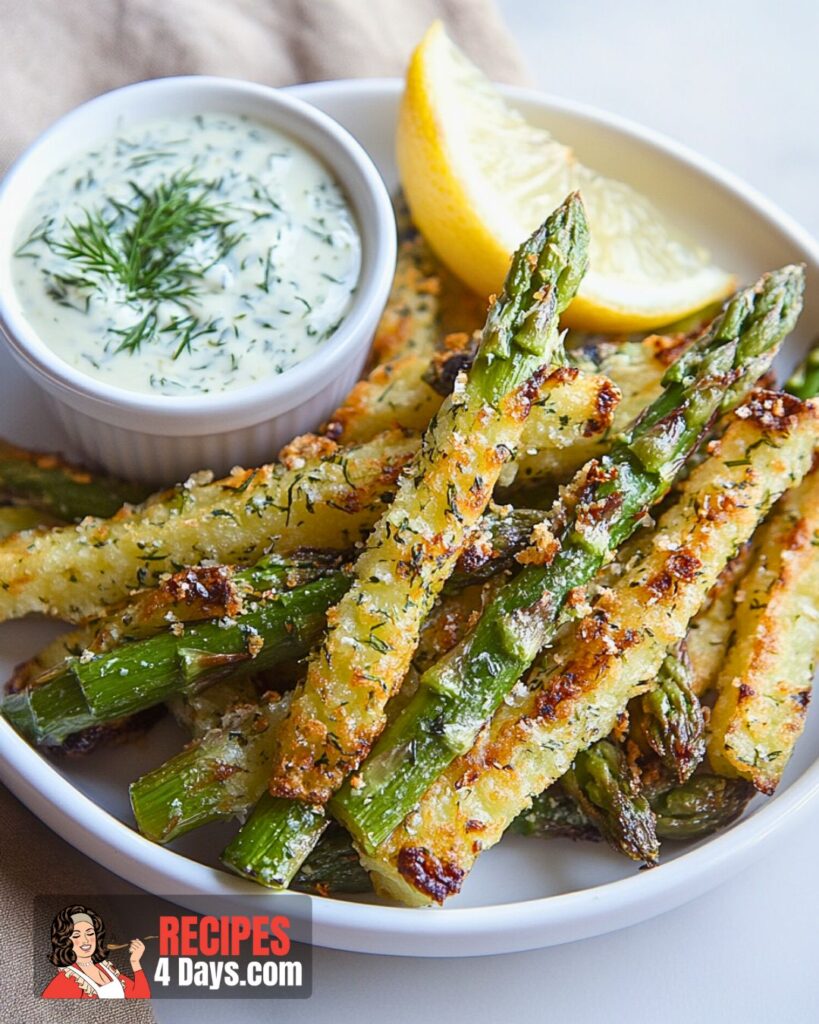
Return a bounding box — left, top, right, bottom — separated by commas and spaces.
7, 564, 248, 694
370, 232, 442, 365
324, 352, 445, 443
707, 463, 819, 792
0, 431, 417, 623
685, 543, 754, 698
509, 336, 669, 486
268, 370, 545, 804
325, 340, 620, 481
361, 393, 819, 904
370, 229, 482, 366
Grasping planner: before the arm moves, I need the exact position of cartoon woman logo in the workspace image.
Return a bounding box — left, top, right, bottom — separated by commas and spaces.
40, 904, 151, 999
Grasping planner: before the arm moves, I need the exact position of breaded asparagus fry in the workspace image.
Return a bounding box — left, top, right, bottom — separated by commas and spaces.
361, 392, 819, 905
508, 333, 676, 487
325, 341, 620, 469
0, 430, 417, 623
0, 371, 614, 626
5, 507, 541, 744
707, 464, 819, 792
370, 226, 482, 366
333, 268, 805, 854
268, 195, 590, 804
324, 350, 446, 442
685, 544, 754, 698
370, 229, 443, 365
131, 693, 292, 843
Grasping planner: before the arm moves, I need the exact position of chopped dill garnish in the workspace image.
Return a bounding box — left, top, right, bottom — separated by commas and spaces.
26, 170, 243, 357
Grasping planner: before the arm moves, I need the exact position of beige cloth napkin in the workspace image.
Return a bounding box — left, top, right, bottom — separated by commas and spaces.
0, 0, 527, 171
0, 1, 527, 1021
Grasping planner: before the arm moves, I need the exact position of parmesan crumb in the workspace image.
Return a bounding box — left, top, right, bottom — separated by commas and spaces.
516, 521, 559, 567
247, 632, 264, 657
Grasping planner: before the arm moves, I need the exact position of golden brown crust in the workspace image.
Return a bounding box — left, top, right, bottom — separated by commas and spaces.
363, 394, 819, 905
268, 363, 566, 804
707, 466, 819, 792
278, 434, 339, 469
0, 431, 418, 623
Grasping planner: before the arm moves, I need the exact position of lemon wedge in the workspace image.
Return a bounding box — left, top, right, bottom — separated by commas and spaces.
398, 22, 735, 332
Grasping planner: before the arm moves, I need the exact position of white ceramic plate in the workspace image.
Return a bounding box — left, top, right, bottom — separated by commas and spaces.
1, 79, 818, 958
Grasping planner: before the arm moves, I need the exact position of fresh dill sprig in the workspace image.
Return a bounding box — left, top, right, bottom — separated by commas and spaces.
162, 314, 221, 360
109, 310, 158, 356
53, 170, 234, 299
32, 170, 243, 357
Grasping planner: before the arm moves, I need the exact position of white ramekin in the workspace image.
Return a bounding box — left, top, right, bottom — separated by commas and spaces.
0, 77, 396, 483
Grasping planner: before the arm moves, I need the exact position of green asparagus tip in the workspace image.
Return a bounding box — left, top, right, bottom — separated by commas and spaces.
633, 647, 705, 784
666, 264, 804, 407
562, 740, 659, 865
483, 193, 589, 366
651, 775, 755, 840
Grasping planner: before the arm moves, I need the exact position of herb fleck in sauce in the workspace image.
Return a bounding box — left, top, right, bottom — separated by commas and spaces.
13, 113, 362, 395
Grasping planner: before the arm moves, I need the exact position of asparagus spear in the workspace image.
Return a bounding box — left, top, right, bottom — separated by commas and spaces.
130, 685, 749, 892
0, 439, 150, 521
366, 221, 458, 367
131, 694, 290, 842
3, 507, 543, 745
561, 740, 659, 864
648, 775, 755, 840
291, 824, 373, 895
333, 266, 805, 853
288, 774, 754, 896
628, 645, 705, 784
130, 582, 486, 850
221, 793, 329, 889
510, 332, 676, 489
219, 200, 591, 886
685, 544, 754, 699
363, 388, 818, 905
331, 325, 619, 466
705, 343, 819, 793
231, 772, 754, 897
6, 559, 348, 744
511, 775, 755, 845
706, 458, 819, 793
268, 194, 590, 806
0, 430, 421, 623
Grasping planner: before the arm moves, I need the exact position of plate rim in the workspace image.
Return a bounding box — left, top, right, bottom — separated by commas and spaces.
2, 75, 819, 958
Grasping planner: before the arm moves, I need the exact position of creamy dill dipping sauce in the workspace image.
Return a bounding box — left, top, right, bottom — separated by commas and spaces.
12, 113, 362, 396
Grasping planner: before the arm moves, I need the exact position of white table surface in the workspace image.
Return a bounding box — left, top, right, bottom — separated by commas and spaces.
122, 2, 819, 1020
